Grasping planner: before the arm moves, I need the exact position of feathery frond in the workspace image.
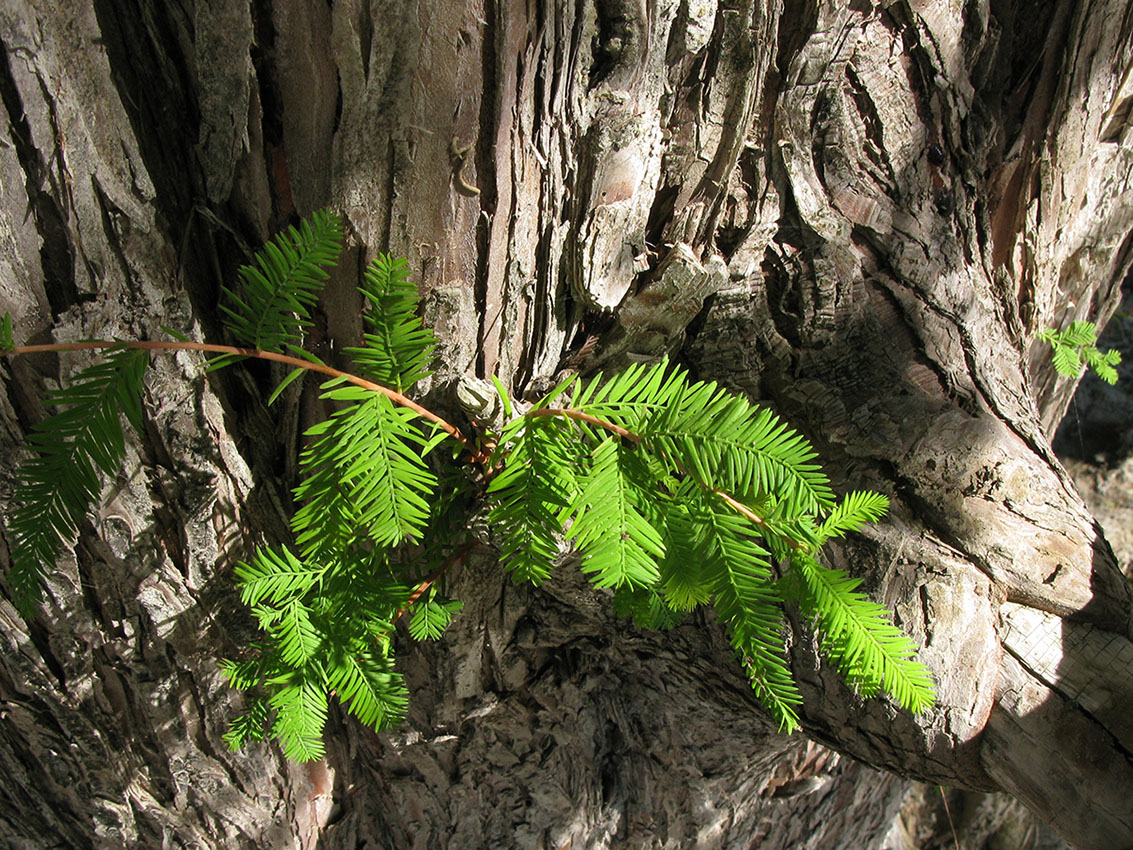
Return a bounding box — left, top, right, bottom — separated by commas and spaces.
0, 312, 13, 352
5, 348, 149, 615
785, 553, 936, 713
407, 593, 463, 640
1083, 344, 1121, 385
644, 377, 835, 515
488, 416, 579, 583
270, 674, 330, 762
344, 254, 436, 392
558, 359, 836, 514
1041, 320, 1121, 384
1050, 342, 1080, 377
220, 209, 343, 351
612, 585, 686, 630
655, 495, 713, 611
224, 545, 411, 758
817, 491, 890, 543
274, 599, 323, 667
291, 385, 438, 556
1058, 320, 1098, 347
566, 359, 685, 432
222, 694, 271, 752
324, 647, 408, 729
483, 357, 931, 730
567, 438, 665, 589
681, 486, 803, 731
235, 546, 328, 607
219, 655, 264, 692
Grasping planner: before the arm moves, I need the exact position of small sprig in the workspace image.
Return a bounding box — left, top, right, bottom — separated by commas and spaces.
1040, 321, 1121, 384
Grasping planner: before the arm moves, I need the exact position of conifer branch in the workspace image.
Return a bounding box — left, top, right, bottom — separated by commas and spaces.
496, 361, 935, 726
1040, 320, 1121, 384
220, 208, 343, 352
4, 347, 150, 615
712, 488, 785, 544
3, 339, 477, 457
1, 212, 936, 761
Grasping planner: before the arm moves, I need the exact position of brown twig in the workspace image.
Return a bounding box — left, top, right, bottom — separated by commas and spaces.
4, 338, 482, 461
527, 406, 640, 443
938, 786, 961, 850
712, 488, 806, 552
713, 488, 774, 535
390, 542, 473, 626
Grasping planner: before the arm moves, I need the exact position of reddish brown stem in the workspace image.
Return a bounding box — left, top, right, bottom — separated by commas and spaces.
391, 569, 444, 627
712, 488, 804, 551
390, 542, 472, 626
713, 489, 773, 533
527, 406, 640, 442
4, 339, 479, 459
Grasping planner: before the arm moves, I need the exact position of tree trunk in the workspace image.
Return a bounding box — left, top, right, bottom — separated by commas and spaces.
0, 1, 1129, 848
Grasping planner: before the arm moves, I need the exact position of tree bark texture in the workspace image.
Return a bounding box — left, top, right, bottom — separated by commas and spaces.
0, 1, 1129, 848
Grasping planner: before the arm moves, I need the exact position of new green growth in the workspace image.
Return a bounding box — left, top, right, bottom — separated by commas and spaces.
1040, 321, 1121, 384
1, 211, 936, 761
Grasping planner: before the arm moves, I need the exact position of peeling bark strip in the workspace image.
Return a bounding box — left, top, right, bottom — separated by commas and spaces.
0, 0, 1130, 847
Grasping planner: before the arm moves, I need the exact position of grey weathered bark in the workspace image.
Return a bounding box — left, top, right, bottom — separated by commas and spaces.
0, 1, 1129, 848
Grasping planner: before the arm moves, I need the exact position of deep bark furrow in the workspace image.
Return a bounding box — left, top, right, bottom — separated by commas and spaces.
0, 40, 79, 317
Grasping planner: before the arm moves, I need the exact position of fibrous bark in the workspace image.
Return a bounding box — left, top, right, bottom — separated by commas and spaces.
0, 1, 1130, 848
